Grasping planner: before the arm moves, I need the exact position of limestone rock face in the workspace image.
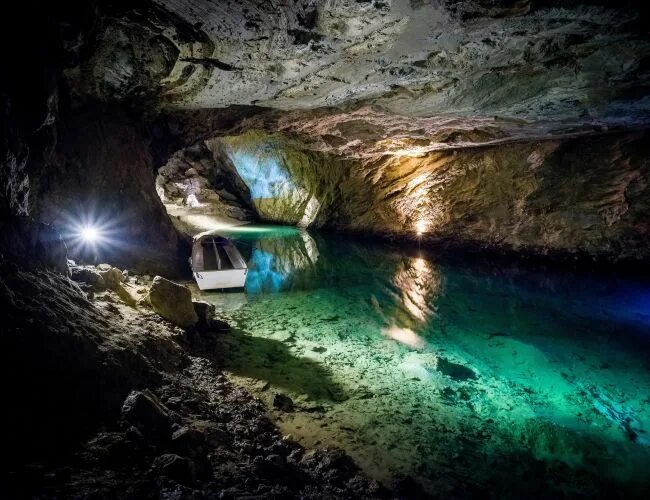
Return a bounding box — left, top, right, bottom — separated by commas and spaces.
0, 218, 69, 275
98, 267, 125, 290
169, 127, 649, 261
70, 267, 107, 292
148, 276, 198, 328
156, 140, 254, 221
80, 1, 650, 130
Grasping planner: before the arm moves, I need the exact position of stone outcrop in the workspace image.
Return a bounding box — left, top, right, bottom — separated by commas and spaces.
163, 127, 649, 261
0, 261, 384, 499
0, 218, 70, 275
156, 140, 254, 221
148, 276, 198, 328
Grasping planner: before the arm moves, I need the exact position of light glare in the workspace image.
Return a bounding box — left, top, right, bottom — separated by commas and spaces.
81, 226, 100, 242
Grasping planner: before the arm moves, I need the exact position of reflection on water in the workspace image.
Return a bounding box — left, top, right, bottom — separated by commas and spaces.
200, 225, 650, 496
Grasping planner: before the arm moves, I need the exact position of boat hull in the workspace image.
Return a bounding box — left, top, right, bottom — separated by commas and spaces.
194, 269, 247, 290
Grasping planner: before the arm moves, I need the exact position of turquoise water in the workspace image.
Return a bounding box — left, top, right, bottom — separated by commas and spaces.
196, 225, 650, 496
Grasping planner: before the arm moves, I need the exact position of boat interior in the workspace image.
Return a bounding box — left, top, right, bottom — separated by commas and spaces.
192, 237, 246, 272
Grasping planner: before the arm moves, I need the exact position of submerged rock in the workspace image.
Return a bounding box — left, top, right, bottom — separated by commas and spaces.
148, 277, 198, 329
273, 393, 294, 412
432, 357, 477, 382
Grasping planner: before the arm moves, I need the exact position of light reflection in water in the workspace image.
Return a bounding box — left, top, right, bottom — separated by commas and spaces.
241, 229, 320, 294
394, 256, 439, 324
201, 224, 650, 494
380, 325, 425, 349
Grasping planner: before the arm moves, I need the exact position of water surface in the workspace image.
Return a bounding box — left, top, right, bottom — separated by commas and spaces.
195, 225, 650, 496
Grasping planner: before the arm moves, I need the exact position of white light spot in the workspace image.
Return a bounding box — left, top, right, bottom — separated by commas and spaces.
81, 226, 100, 242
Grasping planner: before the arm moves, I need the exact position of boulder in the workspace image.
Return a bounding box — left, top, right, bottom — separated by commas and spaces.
192, 301, 215, 327
171, 427, 206, 458
121, 389, 171, 440
70, 267, 106, 291
99, 266, 125, 290
151, 454, 195, 485
193, 301, 230, 332
115, 283, 137, 308
148, 276, 198, 329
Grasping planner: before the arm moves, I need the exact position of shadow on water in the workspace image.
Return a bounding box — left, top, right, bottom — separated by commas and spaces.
214, 327, 346, 402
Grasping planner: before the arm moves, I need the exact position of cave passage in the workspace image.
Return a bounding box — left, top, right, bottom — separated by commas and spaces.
3, 0, 650, 497
193, 224, 650, 494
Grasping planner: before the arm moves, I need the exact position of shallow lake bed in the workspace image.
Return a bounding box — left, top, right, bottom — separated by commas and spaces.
194, 225, 650, 496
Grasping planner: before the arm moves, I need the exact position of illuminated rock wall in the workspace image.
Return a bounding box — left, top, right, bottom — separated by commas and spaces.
214, 129, 650, 262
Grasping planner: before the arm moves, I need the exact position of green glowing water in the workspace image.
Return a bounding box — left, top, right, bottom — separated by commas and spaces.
194, 225, 650, 496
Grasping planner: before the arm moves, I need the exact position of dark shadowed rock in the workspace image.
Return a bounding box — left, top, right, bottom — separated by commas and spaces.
0, 219, 69, 275
70, 267, 106, 291
151, 453, 195, 485
171, 427, 206, 458
433, 357, 477, 382
273, 393, 294, 412
193, 300, 230, 333
192, 300, 215, 327
121, 389, 171, 440
148, 277, 198, 329
300, 447, 360, 484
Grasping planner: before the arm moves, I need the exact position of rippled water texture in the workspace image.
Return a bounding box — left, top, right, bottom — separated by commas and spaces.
195, 225, 650, 496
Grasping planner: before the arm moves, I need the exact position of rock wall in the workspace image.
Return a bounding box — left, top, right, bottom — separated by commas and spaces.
156, 140, 255, 221
203, 129, 649, 262
0, 1, 189, 277
33, 107, 188, 276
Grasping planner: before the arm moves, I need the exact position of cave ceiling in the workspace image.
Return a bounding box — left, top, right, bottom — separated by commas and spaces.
76, 0, 650, 151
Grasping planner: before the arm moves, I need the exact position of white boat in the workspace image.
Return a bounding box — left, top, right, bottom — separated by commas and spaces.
190, 234, 248, 290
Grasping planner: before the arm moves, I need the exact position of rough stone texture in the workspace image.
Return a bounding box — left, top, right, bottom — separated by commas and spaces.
36, 107, 188, 277
165, 127, 649, 261
99, 267, 125, 290
71, 266, 107, 291
0, 262, 387, 499
0, 218, 70, 275
82, 0, 650, 130
156, 140, 255, 221
121, 389, 172, 439
148, 276, 198, 328
0, 265, 173, 466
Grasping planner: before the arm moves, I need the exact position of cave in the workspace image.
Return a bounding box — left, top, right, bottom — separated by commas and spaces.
1, 1, 650, 498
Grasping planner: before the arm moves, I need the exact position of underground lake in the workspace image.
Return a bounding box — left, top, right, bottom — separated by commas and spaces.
192, 224, 650, 497
4, 1, 650, 497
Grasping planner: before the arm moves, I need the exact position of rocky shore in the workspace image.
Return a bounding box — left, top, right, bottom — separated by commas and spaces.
0, 260, 389, 499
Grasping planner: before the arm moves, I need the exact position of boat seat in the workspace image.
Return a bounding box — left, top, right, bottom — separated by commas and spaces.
202, 243, 219, 271
216, 246, 235, 270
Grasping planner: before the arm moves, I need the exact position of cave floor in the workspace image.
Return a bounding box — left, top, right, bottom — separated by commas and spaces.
191, 224, 650, 497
